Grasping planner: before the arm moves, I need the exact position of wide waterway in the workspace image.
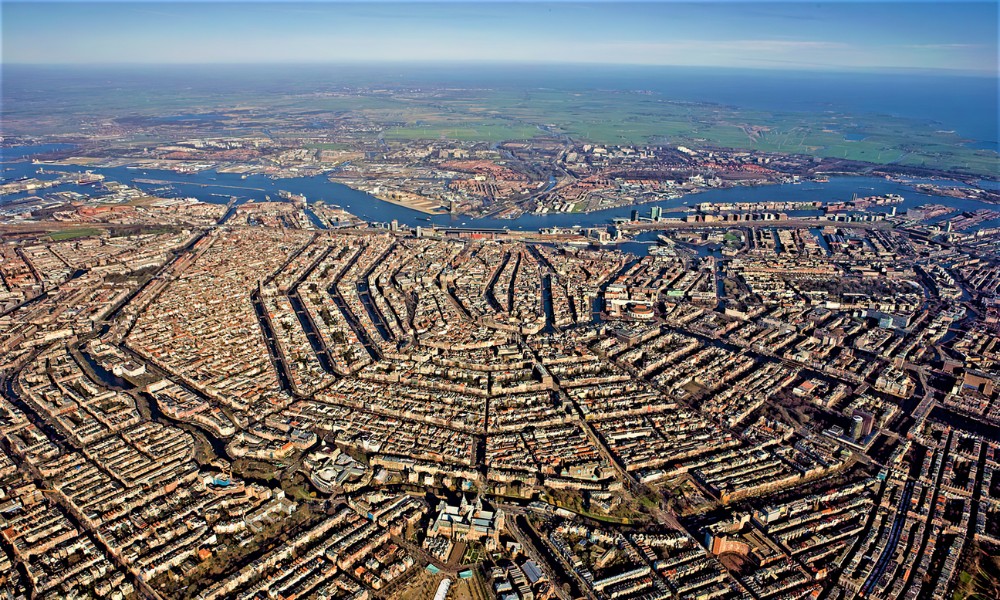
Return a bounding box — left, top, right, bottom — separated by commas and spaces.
3, 145, 1000, 234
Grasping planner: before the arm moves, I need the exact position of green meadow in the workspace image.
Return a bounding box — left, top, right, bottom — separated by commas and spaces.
354, 88, 997, 177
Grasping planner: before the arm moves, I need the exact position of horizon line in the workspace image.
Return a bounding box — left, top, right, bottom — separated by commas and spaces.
3, 60, 997, 77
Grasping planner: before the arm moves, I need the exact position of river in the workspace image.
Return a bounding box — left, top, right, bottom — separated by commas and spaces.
4, 145, 1000, 236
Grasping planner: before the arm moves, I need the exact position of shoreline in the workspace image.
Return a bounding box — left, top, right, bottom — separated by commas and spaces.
357, 192, 448, 216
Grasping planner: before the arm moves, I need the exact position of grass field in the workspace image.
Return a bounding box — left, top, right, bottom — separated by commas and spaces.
11, 75, 996, 177
49, 227, 102, 241
953, 542, 1000, 600
368, 87, 997, 177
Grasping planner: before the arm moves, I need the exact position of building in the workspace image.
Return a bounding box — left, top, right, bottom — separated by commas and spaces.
851, 409, 875, 439
427, 495, 505, 550
850, 415, 865, 441
962, 370, 996, 397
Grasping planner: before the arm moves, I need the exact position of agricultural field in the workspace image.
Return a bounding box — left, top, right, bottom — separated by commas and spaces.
5, 68, 996, 177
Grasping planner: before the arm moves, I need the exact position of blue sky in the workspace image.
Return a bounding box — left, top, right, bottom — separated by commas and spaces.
2, 1, 997, 73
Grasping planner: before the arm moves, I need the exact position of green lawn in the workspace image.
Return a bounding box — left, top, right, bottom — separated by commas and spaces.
49, 227, 102, 241
20, 80, 997, 178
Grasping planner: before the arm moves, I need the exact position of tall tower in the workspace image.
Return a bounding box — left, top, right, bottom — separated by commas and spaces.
850, 415, 865, 441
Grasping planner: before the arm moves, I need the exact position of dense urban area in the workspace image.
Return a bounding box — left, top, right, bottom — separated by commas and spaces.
2, 79, 1000, 600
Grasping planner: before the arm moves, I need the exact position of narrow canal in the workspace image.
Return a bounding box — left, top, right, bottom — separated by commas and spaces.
251, 290, 296, 393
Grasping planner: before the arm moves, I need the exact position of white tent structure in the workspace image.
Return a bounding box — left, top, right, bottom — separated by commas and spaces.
433, 578, 452, 600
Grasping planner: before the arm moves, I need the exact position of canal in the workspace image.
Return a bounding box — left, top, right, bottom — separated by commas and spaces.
929, 406, 1000, 443
251, 290, 296, 393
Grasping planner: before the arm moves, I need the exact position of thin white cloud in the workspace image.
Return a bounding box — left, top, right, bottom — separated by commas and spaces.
576, 39, 858, 68
904, 43, 986, 50
601, 39, 849, 51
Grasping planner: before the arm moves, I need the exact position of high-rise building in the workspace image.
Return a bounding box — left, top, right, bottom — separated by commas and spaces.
850, 415, 865, 441
851, 410, 875, 438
